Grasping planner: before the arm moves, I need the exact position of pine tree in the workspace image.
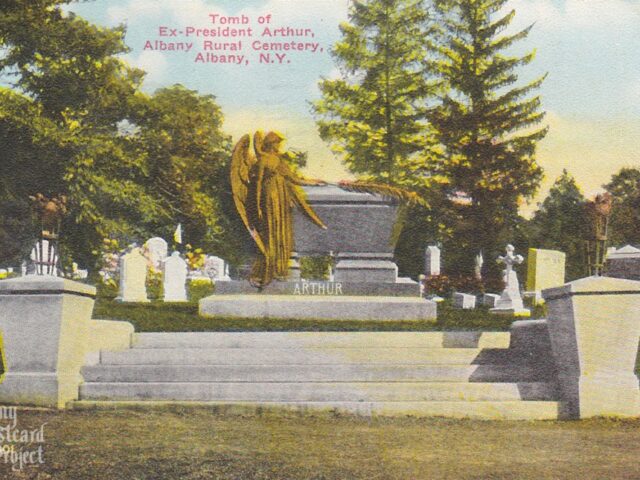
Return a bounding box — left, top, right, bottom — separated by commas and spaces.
431, 0, 547, 279
313, 0, 439, 187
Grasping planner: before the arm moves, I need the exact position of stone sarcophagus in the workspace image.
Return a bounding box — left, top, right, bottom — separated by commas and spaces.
291, 185, 401, 284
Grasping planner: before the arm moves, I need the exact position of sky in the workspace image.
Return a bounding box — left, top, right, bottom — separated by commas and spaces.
68, 0, 640, 213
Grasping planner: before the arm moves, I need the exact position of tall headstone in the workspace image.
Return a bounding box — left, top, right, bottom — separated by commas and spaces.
526, 248, 566, 292
145, 237, 168, 270
490, 245, 530, 317
424, 246, 441, 277
163, 251, 188, 302
117, 248, 149, 303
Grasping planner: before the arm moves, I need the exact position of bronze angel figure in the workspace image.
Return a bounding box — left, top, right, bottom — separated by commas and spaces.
231, 131, 327, 288
231, 131, 427, 288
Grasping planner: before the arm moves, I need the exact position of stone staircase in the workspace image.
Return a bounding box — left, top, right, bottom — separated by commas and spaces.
73, 327, 561, 419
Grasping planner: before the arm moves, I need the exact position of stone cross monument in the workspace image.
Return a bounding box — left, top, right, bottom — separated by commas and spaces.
490, 244, 530, 317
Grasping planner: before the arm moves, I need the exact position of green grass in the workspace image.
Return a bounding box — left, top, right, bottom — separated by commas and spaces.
93, 299, 545, 332
2, 407, 639, 479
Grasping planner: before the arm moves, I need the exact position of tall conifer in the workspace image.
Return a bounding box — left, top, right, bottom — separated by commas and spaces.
313, 0, 439, 187
431, 0, 547, 278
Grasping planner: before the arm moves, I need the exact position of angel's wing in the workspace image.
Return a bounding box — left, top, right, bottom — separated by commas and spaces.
230, 134, 266, 254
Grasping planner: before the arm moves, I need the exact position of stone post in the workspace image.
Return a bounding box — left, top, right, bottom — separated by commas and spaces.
425, 246, 441, 277
0, 276, 96, 408
542, 276, 640, 419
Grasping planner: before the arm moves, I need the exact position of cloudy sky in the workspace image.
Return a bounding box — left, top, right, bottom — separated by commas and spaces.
69, 0, 640, 211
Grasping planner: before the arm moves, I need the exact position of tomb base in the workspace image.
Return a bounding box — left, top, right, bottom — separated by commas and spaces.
200, 295, 437, 321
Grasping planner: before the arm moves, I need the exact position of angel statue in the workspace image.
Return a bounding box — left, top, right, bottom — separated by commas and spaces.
231, 131, 427, 288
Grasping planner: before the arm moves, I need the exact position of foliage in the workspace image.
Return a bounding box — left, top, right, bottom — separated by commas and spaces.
145, 268, 163, 301
0, 2, 239, 272
0, 198, 36, 266
300, 256, 333, 281
525, 170, 589, 280
185, 244, 207, 273
428, 0, 547, 281
188, 278, 215, 303
423, 274, 488, 296
313, 0, 440, 186
603, 167, 640, 247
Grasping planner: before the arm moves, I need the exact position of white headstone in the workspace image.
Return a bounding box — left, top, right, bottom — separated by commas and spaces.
453, 292, 476, 309
490, 245, 530, 317
163, 251, 188, 302
205, 255, 231, 281
117, 248, 149, 303
425, 246, 441, 277
145, 237, 169, 270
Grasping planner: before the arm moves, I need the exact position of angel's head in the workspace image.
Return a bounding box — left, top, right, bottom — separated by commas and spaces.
263, 131, 285, 153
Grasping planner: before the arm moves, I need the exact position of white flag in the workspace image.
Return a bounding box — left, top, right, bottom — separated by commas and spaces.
173, 224, 183, 244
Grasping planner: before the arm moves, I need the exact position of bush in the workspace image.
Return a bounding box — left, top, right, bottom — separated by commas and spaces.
300, 256, 332, 280
423, 275, 487, 296
146, 269, 163, 301
188, 278, 215, 303
423, 275, 454, 297
97, 278, 119, 300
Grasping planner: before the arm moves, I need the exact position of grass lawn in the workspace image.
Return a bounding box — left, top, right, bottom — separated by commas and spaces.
1, 407, 639, 480
93, 299, 545, 332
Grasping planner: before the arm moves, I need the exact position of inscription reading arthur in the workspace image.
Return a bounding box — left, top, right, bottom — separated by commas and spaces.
293, 282, 343, 296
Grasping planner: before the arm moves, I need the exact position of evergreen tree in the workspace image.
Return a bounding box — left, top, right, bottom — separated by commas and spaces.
527, 170, 588, 281
431, 0, 547, 280
603, 167, 640, 247
313, 0, 439, 187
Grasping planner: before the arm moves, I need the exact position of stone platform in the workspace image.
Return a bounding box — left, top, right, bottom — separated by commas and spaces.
199, 294, 436, 321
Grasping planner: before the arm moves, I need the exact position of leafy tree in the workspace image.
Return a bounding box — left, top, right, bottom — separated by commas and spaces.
430, 0, 547, 280
313, 0, 439, 186
130, 85, 247, 262
0, 2, 239, 269
603, 167, 640, 247
526, 170, 588, 281
0, 1, 150, 267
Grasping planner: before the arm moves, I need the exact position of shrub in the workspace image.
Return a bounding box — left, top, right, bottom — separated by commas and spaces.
300, 256, 332, 281
188, 278, 215, 303
423, 275, 487, 296
423, 275, 454, 297
146, 268, 163, 301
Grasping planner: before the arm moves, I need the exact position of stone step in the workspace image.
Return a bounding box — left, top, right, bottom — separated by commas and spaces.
99, 347, 511, 366
79, 381, 558, 402
82, 364, 548, 383
69, 400, 561, 420
132, 332, 511, 350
